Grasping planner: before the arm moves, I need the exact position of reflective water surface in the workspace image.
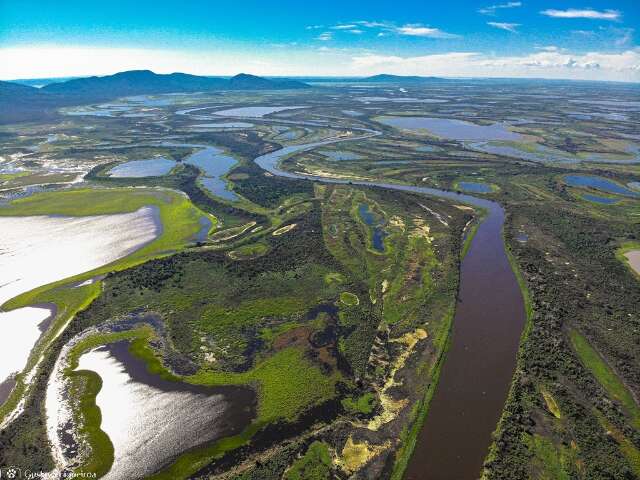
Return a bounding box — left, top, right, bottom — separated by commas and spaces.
73, 342, 254, 479
0, 207, 160, 390
458, 181, 492, 193
213, 106, 306, 117
378, 117, 521, 141
565, 175, 640, 197
108, 158, 176, 177
0, 306, 54, 400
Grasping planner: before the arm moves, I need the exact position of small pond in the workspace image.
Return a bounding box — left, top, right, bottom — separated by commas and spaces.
564, 175, 639, 197
582, 194, 620, 205
358, 203, 387, 252
458, 181, 492, 193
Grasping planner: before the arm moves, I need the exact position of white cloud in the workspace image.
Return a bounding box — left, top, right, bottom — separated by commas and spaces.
353, 20, 394, 29
487, 22, 520, 32
349, 48, 640, 82
331, 20, 458, 39
541, 9, 620, 20
305, 25, 324, 30
396, 25, 459, 38
479, 2, 522, 15
316, 32, 333, 41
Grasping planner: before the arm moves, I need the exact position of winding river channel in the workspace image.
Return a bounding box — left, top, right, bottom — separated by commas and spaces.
254, 133, 526, 480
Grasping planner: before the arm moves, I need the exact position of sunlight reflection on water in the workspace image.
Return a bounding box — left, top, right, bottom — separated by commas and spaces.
0, 206, 160, 386
76, 347, 227, 479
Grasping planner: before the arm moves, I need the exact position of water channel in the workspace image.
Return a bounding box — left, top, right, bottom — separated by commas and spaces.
253, 132, 526, 480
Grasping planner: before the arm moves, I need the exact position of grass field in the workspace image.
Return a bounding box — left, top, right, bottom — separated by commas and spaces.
570, 329, 640, 429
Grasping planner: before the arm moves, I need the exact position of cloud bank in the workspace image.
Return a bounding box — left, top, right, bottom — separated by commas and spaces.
349, 48, 640, 82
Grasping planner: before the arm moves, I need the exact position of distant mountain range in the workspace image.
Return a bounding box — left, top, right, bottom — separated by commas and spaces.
358, 74, 446, 83
0, 70, 456, 124
0, 70, 310, 123
40, 71, 309, 96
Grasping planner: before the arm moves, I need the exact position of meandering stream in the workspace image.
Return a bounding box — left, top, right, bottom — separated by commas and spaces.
254, 133, 526, 480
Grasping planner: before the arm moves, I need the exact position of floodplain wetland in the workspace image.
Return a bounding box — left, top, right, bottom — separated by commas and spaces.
1, 77, 639, 480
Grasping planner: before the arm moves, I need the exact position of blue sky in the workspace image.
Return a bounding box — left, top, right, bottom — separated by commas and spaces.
0, 0, 638, 81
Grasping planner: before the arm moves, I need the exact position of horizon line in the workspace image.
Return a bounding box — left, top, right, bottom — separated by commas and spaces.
5, 71, 639, 85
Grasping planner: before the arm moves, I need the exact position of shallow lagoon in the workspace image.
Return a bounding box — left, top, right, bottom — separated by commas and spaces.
358, 97, 447, 104
564, 175, 639, 197
468, 141, 574, 163
0, 207, 160, 390
379, 117, 521, 141
213, 106, 306, 118
49, 341, 253, 479
108, 158, 176, 178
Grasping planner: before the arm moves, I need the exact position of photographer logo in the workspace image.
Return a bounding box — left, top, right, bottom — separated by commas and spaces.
0, 466, 22, 479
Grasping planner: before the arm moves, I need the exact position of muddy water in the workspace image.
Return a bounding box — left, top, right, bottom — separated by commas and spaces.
403, 201, 525, 480
254, 133, 526, 480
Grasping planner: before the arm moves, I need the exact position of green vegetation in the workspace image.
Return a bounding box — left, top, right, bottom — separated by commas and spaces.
595, 412, 640, 478
283, 441, 332, 480
190, 347, 340, 423
339, 291, 359, 306
8, 79, 638, 480
541, 388, 561, 419
342, 392, 377, 415
228, 242, 269, 260
525, 434, 573, 480
570, 329, 640, 429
